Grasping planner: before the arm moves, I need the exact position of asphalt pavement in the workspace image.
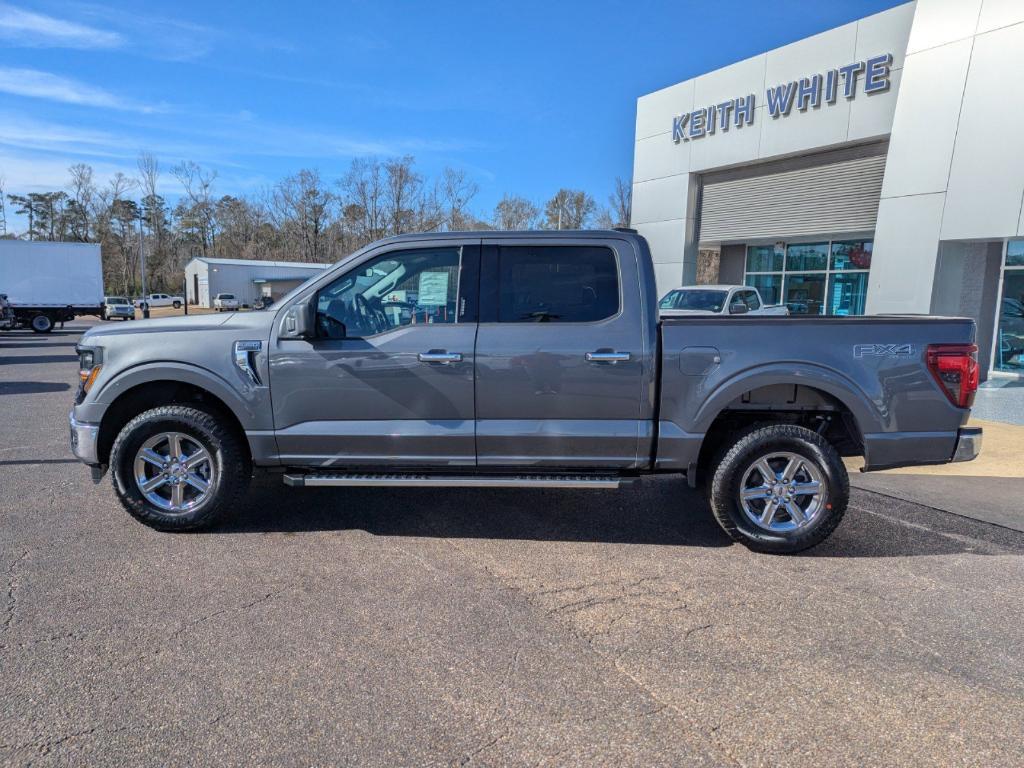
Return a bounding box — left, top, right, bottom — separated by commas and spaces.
2, 319, 1023, 767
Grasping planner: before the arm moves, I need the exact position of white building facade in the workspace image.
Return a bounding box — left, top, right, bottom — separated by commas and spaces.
632, 0, 1024, 377
185, 257, 329, 308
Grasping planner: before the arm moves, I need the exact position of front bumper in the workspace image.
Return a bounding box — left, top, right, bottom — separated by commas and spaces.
107, 307, 134, 317
69, 411, 100, 465
951, 426, 983, 463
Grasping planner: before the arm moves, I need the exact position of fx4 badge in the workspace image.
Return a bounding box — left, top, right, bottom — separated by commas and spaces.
853, 343, 914, 359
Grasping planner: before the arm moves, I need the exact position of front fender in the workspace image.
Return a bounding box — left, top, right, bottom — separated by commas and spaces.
78, 360, 270, 432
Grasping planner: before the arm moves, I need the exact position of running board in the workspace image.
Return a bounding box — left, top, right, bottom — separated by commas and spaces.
282, 472, 631, 489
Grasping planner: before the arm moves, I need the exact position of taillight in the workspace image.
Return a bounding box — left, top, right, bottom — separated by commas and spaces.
926, 343, 979, 408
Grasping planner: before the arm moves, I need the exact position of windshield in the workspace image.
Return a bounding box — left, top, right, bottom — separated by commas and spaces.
660, 289, 728, 311
107, 297, 129, 304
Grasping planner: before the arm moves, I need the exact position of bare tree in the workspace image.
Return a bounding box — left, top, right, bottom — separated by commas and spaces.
339, 157, 387, 245
271, 169, 335, 262
383, 155, 422, 235
172, 161, 218, 256
66, 164, 97, 242
609, 177, 631, 228
492, 194, 539, 230
542, 188, 596, 230
0, 174, 6, 236
439, 167, 479, 231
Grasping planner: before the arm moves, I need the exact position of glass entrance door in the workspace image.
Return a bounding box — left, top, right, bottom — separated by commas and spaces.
994, 240, 1024, 373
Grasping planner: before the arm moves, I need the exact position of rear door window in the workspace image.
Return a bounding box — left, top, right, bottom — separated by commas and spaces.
495, 246, 619, 323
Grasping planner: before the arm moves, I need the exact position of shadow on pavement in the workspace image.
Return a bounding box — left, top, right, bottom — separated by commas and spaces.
207, 476, 1021, 557
0, 341, 80, 349
0, 458, 81, 466
0, 381, 72, 395
0, 354, 78, 365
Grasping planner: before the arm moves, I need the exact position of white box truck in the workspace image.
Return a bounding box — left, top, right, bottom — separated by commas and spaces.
0, 241, 104, 332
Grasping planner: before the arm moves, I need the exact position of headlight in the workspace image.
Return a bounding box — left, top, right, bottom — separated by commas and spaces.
77, 347, 103, 394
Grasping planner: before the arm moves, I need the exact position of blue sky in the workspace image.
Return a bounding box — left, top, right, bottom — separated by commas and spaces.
0, 0, 903, 218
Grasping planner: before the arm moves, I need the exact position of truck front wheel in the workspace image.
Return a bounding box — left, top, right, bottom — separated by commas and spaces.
109, 405, 250, 531
708, 424, 848, 554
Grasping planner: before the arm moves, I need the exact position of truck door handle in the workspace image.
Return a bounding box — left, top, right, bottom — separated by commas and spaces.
585, 351, 631, 363
418, 351, 462, 364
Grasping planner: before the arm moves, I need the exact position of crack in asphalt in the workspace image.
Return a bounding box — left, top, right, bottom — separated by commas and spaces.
2, 549, 29, 635
166, 591, 277, 643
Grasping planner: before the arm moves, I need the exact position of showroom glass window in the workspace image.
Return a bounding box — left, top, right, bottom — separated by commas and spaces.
743, 240, 872, 315
994, 239, 1024, 373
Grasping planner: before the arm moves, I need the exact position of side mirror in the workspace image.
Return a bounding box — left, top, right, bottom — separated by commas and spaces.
729, 302, 749, 315
279, 296, 317, 339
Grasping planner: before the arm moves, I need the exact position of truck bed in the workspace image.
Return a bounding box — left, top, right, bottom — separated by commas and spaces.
655, 314, 976, 473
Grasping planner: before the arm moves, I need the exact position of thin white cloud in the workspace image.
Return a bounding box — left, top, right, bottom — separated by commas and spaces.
0, 68, 166, 113
0, 2, 122, 49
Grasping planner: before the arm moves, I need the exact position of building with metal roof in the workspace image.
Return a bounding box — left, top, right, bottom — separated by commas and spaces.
184, 257, 330, 308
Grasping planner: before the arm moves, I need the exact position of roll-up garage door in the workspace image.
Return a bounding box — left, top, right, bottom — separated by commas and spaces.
698, 142, 887, 243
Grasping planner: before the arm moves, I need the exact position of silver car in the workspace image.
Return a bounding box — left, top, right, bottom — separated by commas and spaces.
102, 296, 135, 321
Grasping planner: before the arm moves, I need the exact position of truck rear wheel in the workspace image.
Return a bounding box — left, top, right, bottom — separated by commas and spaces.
30, 313, 54, 333
109, 405, 250, 531
708, 424, 848, 554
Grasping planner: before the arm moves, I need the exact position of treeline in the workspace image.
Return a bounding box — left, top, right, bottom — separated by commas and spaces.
0, 155, 631, 295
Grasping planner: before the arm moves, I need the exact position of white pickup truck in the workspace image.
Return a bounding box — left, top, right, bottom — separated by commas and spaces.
659, 285, 789, 316
135, 293, 184, 310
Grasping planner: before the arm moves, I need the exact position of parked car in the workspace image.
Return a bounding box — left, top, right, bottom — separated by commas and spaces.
70, 230, 981, 554
213, 293, 240, 312
659, 285, 789, 316
101, 296, 135, 321
135, 293, 183, 310
254, 296, 275, 310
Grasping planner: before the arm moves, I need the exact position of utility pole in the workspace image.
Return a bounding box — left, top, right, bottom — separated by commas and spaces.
139, 212, 150, 319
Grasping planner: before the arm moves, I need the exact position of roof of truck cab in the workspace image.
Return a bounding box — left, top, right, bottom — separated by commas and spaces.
382, 229, 641, 242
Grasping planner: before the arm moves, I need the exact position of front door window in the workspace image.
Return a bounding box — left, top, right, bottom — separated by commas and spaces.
316, 247, 462, 338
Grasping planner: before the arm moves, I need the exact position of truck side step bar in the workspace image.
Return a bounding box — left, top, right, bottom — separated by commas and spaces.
282, 472, 633, 489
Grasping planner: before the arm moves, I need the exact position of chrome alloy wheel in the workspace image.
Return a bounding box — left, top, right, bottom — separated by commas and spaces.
133, 432, 215, 514
739, 451, 826, 532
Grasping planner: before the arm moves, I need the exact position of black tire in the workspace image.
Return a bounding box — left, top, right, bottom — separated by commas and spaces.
708, 424, 848, 554
173, 301, 181, 309
30, 313, 54, 333
109, 405, 250, 531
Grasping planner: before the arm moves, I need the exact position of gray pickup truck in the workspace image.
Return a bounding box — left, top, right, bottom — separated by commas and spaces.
70, 231, 982, 553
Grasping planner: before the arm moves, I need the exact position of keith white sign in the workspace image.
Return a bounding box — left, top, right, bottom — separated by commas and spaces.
672, 53, 893, 143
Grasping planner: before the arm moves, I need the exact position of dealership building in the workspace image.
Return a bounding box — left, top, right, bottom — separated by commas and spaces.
632, 0, 1024, 377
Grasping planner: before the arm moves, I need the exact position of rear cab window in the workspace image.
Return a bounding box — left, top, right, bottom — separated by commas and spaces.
493, 246, 619, 323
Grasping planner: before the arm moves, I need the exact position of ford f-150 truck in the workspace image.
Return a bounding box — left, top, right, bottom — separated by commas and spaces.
69, 231, 982, 553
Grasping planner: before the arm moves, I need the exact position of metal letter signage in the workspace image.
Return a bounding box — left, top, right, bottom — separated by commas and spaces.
672, 52, 893, 144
